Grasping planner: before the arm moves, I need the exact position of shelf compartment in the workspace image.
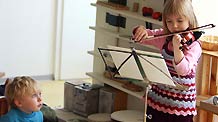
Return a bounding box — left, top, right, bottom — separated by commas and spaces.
91, 3, 162, 26
86, 72, 145, 99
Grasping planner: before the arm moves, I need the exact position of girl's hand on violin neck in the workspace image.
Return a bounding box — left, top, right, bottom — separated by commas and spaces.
172, 34, 184, 64
132, 26, 148, 42
172, 34, 183, 50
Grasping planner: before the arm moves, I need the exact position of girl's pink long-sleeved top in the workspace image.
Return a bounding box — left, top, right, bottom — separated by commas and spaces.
141, 28, 202, 116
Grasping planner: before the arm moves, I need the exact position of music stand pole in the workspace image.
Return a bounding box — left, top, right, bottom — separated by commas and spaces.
143, 84, 152, 122
130, 47, 152, 122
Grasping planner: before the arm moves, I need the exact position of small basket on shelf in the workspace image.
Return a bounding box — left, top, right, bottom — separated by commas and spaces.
200, 35, 218, 51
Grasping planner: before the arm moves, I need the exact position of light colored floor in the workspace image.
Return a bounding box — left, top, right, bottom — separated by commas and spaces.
38, 79, 92, 109
38, 80, 65, 109
38, 79, 91, 122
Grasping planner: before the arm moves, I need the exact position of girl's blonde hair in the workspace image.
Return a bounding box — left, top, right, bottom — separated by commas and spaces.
5, 76, 40, 108
162, 0, 198, 34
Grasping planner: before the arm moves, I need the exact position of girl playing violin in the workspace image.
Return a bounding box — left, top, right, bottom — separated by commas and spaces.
133, 0, 201, 122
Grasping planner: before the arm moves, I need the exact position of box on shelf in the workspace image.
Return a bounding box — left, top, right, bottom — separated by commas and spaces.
73, 83, 102, 117
64, 80, 88, 111
64, 80, 102, 117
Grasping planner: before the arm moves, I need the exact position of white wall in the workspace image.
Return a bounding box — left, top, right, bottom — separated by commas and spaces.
193, 0, 218, 36
58, 0, 96, 80
0, 0, 56, 78
0, 0, 96, 80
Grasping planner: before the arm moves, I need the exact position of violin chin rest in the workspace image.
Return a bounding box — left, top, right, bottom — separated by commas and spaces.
193, 31, 204, 40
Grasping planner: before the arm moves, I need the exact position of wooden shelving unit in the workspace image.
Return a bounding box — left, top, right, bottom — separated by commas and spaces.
87, 0, 164, 120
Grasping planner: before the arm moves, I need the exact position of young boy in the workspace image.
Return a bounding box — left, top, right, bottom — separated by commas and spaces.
0, 76, 43, 122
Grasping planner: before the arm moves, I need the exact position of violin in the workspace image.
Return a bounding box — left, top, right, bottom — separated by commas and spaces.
179, 31, 203, 50
132, 24, 216, 50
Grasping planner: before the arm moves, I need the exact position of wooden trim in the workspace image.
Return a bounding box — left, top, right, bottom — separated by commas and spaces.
200, 54, 211, 95
54, 0, 64, 80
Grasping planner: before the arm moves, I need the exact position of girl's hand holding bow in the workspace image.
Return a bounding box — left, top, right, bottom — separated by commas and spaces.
132, 26, 148, 42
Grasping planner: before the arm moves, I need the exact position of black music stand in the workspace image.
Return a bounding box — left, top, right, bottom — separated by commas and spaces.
98, 45, 187, 122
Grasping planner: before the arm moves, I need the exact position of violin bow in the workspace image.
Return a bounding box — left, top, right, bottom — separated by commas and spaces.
132, 24, 216, 42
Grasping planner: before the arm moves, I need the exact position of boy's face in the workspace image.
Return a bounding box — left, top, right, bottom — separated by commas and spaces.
165, 14, 189, 33
15, 90, 42, 114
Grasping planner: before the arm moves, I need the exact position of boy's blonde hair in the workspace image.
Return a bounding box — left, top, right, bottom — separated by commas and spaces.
162, 0, 198, 34
5, 76, 40, 108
